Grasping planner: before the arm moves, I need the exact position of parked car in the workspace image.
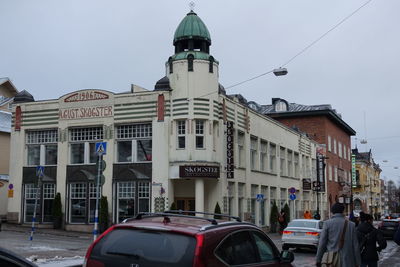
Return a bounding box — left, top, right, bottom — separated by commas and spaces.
281, 219, 323, 250
0, 246, 37, 267
378, 219, 399, 239
83, 211, 294, 267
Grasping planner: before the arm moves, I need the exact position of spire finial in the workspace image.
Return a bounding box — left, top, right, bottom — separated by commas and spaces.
189, 1, 195, 12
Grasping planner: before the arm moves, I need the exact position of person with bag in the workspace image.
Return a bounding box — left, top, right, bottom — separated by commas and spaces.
356, 213, 386, 267
316, 202, 361, 267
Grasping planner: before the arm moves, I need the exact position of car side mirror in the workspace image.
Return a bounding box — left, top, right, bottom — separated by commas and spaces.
280, 250, 294, 263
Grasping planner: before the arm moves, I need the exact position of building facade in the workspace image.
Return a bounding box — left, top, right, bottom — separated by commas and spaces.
7, 11, 325, 231
352, 149, 382, 217
261, 99, 356, 216
0, 78, 18, 220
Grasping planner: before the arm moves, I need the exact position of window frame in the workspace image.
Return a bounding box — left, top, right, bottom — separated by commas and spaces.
195, 120, 205, 149
26, 129, 58, 166
69, 127, 104, 165
177, 120, 186, 149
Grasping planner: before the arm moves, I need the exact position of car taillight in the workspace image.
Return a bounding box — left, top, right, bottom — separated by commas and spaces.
193, 234, 205, 267
283, 231, 293, 235
83, 226, 115, 267
306, 232, 320, 236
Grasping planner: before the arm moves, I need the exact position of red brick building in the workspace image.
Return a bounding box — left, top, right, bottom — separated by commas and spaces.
262, 98, 356, 213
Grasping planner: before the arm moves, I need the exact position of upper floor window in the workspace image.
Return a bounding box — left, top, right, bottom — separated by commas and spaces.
338, 142, 342, 158
26, 129, 58, 166
333, 139, 337, 154
250, 137, 258, 170
195, 120, 205, 149
294, 153, 299, 177
287, 150, 293, 177
187, 54, 194, 72
269, 143, 276, 173
69, 127, 103, 164
260, 141, 268, 172
237, 131, 245, 168
177, 120, 186, 149
275, 100, 288, 112
327, 136, 332, 151
116, 124, 152, 162
280, 147, 286, 176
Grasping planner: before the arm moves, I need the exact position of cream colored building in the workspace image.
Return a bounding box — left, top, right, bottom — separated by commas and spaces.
0, 78, 18, 220
7, 11, 326, 231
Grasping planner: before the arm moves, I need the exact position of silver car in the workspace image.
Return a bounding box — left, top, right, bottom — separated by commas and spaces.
281, 219, 323, 250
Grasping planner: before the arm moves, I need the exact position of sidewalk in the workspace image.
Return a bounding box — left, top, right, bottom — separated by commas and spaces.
1, 223, 92, 239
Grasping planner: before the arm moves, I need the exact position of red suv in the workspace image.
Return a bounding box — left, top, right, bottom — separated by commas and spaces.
83, 211, 294, 267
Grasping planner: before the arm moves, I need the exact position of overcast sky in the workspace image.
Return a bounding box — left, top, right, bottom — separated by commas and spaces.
1, 0, 399, 182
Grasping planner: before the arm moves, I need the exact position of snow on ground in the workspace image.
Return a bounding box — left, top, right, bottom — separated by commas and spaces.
33, 256, 84, 267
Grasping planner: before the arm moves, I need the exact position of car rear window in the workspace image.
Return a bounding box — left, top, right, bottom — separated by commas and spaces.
288, 221, 317, 228
91, 228, 196, 267
383, 221, 399, 227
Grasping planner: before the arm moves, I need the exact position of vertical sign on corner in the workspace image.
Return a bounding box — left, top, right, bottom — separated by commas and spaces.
226, 121, 234, 179
351, 154, 356, 187
15, 106, 22, 131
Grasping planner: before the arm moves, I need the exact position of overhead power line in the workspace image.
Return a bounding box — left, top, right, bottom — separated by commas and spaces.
225, 0, 374, 90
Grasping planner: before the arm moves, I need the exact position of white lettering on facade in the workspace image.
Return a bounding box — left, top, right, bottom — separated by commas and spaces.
64, 91, 109, 102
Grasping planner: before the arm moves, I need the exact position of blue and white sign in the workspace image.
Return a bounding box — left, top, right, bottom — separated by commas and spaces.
289, 194, 296, 200
95, 142, 107, 156
256, 194, 264, 201
36, 166, 44, 177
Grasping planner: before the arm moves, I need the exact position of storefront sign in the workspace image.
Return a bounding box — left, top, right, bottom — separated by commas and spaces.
316, 153, 326, 192
179, 165, 220, 178
64, 90, 109, 102
59, 106, 113, 120
302, 179, 311, 190
226, 121, 234, 179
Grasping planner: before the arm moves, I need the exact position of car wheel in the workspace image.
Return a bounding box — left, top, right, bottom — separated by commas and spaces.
282, 244, 290, 251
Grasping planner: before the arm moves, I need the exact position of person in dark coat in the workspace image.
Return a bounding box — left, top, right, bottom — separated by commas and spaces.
278, 209, 287, 235
394, 226, 400, 245
356, 213, 386, 267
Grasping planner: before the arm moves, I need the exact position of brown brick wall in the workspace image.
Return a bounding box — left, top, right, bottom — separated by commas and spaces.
271, 115, 353, 210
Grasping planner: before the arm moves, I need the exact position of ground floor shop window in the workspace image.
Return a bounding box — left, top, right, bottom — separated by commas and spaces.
69, 183, 101, 224
116, 181, 150, 222
24, 183, 55, 223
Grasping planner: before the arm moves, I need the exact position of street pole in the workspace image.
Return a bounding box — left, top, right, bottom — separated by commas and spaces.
93, 155, 102, 241
30, 171, 42, 242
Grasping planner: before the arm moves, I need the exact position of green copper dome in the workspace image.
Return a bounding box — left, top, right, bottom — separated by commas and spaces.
173, 11, 211, 45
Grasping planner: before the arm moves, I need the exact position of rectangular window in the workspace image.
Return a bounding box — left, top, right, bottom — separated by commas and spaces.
42, 183, 55, 222
328, 136, 332, 151
138, 182, 150, 212
287, 150, 293, 177
280, 147, 286, 176
238, 131, 245, 168
338, 142, 342, 158
69, 127, 103, 165
250, 137, 258, 170
294, 153, 299, 177
117, 182, 135, 222
26, 130, 58, 166
115, 124, 152, 163
333, 139, 337, 154
269, 143, 276, 173
177, 120, 186, 149
213, 121, 218, 151
260, 141, 268, 172
195, 120, 205, 149
343, 145, 347, 160
334, 166, 338, 182
328, 164, 332, 181
70, 183, 87, 223
24, 184, 40, 223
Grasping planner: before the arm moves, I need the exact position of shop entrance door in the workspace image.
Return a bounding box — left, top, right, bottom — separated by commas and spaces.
175, 198, 195, 214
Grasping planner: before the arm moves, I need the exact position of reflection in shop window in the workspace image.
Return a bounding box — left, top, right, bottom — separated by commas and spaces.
118, 182, 135, 222
70, 183, 86, 223
116, 124, 152, 162
24, 183, 55, 223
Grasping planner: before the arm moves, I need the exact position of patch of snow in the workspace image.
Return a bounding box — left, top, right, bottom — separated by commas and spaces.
37, 256, 84, 267
18, 245, 65, 251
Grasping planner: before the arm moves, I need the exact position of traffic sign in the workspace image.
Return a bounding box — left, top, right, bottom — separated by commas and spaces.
288, 187, 296, 194
289, 194, 296, 200
95, 142, 107, 156
36, 166, 44, 177
256, 194, 264, 201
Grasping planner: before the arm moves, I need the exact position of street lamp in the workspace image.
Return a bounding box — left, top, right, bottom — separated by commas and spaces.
273, 68, 288, 76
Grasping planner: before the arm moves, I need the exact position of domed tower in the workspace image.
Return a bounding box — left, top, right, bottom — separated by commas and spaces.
165, 10, 219, 100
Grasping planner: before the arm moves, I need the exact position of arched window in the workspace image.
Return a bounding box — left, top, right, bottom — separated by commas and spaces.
168, 57, 173, 74
187, 54, 194, 72
209, 56, 214, 73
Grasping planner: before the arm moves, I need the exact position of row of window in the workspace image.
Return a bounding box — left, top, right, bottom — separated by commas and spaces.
26, 125, 152, 166
326, 164, 352, 183
23, 181, 150, 224
327, 135, 351, 160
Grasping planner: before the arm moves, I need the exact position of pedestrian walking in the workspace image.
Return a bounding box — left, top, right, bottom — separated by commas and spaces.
316, 202, 361, 267
357, 213, 386, 267
278, 209, 287, 235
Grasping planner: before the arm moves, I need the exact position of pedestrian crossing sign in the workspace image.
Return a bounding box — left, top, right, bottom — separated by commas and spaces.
95, 142, 107, 156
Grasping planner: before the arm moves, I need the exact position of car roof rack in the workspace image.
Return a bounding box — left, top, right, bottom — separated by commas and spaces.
166, 210, 242, 222
129, 212, 218, 225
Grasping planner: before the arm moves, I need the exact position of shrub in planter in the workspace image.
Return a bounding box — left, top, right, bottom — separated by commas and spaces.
52, 193, 62, 229
270, 201, 279, 233
214, 202, 222, 219
99, 196, 109, 233
170, 202, 177, 211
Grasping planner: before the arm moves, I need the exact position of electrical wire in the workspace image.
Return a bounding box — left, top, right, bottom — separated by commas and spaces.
225, 0, 374, 90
